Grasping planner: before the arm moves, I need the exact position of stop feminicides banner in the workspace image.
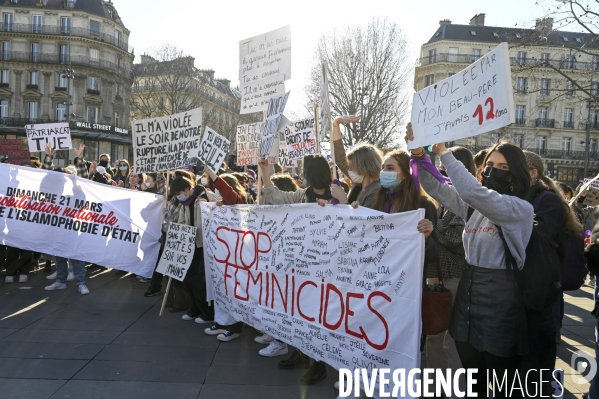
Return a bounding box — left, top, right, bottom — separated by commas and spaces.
201, 202, 424, 395
0, 164, 163, 277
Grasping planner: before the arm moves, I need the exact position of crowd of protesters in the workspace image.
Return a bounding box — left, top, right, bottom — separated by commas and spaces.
2, 116, 599, 399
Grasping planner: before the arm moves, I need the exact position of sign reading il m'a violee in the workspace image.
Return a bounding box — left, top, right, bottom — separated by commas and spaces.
155, 222, 196, 282
201, 202, 424, 395
132, 108, 202, 173
408, 42, 515, 149
26, 123, 72, 152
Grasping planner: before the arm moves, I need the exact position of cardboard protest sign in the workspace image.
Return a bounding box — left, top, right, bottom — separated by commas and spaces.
236, 122, 262, 166
155, 222, 197, 282
132, 108, 202, 173
260, 91, 290, 157
408, 42, 515, 149
25, 122, 72, 152
0, 139, 30, 165
241, 74, 285, 115
0, 164, 163, 277
584, 188, 599, 206
278, 123, 295, 167
198, 126, 230, 173
239, 25, 291, 91
284, 117, 316, 160
201, 202, 424, 394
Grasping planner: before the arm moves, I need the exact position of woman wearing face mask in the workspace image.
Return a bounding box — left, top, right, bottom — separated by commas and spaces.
332, 115, 382, 208
97, 154, 115, 178
113, 160, 130, 188
141, 173, 159, 194
407, 123, 534, 398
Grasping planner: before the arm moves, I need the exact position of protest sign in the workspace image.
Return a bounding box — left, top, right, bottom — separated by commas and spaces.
584, 188, 599, 206
284, 117, 316, 160
278, 122, 295, 167
260, 91, 290, 157
25, 122, 72, 152
132, 107, 202, 173
198, 126, 230, 173
201, 202, 424, 394
239, 25, 291, 91
408, 42, 515, 149
319, 58, 332, 144
0, 139, 30, 165
0, 164, 163, 277
241, 74, 285, 115
236, 122, 279, 165
155, 222, 197, 282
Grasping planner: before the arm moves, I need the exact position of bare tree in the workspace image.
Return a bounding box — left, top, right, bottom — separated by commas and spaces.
305, 18, 413, 148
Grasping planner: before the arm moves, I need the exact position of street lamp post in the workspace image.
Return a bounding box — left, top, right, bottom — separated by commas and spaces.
585, 99, 594, 179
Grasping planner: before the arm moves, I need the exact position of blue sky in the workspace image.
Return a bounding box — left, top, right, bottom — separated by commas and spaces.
114, 0, 564, 115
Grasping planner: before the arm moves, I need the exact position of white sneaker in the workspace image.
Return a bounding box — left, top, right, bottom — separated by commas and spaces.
46, 272, 57, 280
254, 333, 274, 344
67, 272, 75, 282
205, 325, 226, 336
334, 381, 340, 390
18, 275, 27, 283
181, 314, 195, 321
258, 340, 288, 357
45, 282, 67, 291
217, 331, 241, 342
194, 316, 212, 324
78, 284, 90, 295
4, 276, 14, 284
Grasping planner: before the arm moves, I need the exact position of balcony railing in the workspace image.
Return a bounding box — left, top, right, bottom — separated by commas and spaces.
515, 118, 526, 126
25, 84, 38, 90
418, 53, 484, 66
0, 51, 132, 79
0, 23, 133, 54
563, 121, 575, 129
511, 57, 599, 71
536, 118, 555, 128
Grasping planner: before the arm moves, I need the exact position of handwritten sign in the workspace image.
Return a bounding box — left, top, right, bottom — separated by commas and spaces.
236, 122, 279, 165
201, 202, 424, 394
241, 74, 285, 115
198, 126, 230, 173
132, 108, 202, 173
278, 124, 295, 167
0, 139, 30, 165
408, 43, 515, 149
155, 222, 197, 282
320, 57, 332, 144
25, 122, 72, 152
239, 25, 291, 92
285, 117, 316, 160
260, 91, 290, 157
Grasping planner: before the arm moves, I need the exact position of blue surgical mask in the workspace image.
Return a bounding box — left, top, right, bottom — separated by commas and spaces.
145, 182, 151, 188
176, 193, 189, 201
119, 166, 127, 171
380, 171, 402, 189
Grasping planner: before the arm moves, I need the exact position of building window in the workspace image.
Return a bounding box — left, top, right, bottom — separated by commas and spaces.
538, 106, 548, 120
1, 41, 10, 61
540, 78, 550, 96
115, 30, 121, 47
59, 44, 68, 64
592, 83, 599, 96
448, 73, 455, 77
111, 144, 125, 162
592, 138, 599, 154
428, 49, 436, 64
448, 47, 458, 62
537, 135, 547, 151
565, 56, 575, 69
562, 137, 572, 152
90, 48, 99, 62
87, 106, 98, 123
3, 13, 13, 32
116, 84, 121, 96
56, 103, 66, 121
516, 77, 527, 94
88, 76, 99, 91
566, 80, 575, 96
517, 51, 527, 65
31, 43, 40, 62
0, 99, 8, 120
557, 167, 578, 182
471, 49, 481, 63
514, 134, 524, 148
516, 105, 526, 124
564, 108, 574, 128
594, 57, 599, 71
28, 102, 38, 120
540, 53, 549, 67
32, 15, 42, 34
29, 71, 39, 85
0, 70, 9, 84
61, 17, 70, 35
114, 112, 119, 127
90, 20, 100, 36
424, 74, 434, 87
57, 72, 67, 88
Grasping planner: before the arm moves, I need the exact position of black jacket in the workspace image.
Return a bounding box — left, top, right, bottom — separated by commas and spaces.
529, 185, 566, 260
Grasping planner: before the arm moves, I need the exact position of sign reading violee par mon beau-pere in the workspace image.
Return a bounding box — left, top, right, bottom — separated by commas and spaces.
408, 42, 515, 149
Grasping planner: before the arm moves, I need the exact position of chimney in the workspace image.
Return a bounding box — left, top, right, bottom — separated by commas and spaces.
216, 78, 230, 89
469, 13, 486, 26
535, 18, 553, 32
439, 19, 452, 26
203, 69, 215, 80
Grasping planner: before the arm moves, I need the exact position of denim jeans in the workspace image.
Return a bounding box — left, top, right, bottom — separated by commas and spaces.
55, 256, 86, 285
590, 277, 599, 399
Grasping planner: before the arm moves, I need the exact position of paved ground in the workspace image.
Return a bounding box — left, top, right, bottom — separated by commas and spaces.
0, 263, 596, 399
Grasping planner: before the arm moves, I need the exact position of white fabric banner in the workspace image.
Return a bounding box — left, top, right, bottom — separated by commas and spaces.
201, 202, 424, 395
0, 164, 163, 277
408, 42, 515, 149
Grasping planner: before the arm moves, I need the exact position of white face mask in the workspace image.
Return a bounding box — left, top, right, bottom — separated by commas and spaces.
201, 177, 209, 186
348, 170, 364, 184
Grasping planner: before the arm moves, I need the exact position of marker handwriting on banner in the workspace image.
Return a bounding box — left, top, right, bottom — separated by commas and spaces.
132, 108, 202, 173
198, 126, 230, 172
156, 222, 197, 282
26, 123, 72, 152
285, 117, 316, 160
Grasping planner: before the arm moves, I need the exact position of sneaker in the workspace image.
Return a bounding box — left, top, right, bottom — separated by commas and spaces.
205, 324, 226, 336
66, 272, 75, 282
259, 340, 288, 357
44, 259, 52, 272
45, 282, 67, 291
217, 330, 241, 342
144, 287, 162, 297
194, 316, 213, 324
4, 276, 14, 284
78, 284, 90, 295
301, 360, 327, 385
181, 313, 195, 321
18, 275, 28, 283
254, 333, 274, 344
46, 272, 57, 280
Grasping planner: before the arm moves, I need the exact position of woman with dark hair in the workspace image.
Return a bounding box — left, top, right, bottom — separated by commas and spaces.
407, 124, 534, 398
128, 172, 143, 190
473, 149, 488, 180
141, 173, 159, 194
113, 160, 130, 188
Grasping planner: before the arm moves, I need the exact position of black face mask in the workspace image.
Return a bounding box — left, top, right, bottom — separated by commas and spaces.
482, 166, 513, 195
99, 160, 109, 168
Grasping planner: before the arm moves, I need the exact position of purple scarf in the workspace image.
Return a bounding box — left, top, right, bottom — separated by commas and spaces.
180, 186, 203, 206
409, 153, 451, 190
384, 190, 399, 213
